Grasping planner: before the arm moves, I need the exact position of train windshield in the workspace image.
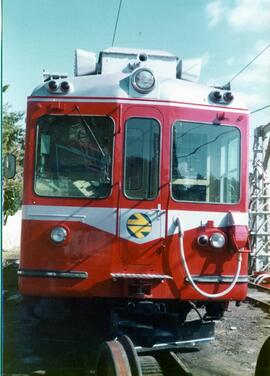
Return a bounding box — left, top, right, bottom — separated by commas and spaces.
34, 115, 114, 198
124, 118, 160, 199
171, 122, 240, 203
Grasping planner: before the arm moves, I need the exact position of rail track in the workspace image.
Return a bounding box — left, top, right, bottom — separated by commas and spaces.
95, 335, 193, 376
3, 263, 270, 376
247, 283, 270, 313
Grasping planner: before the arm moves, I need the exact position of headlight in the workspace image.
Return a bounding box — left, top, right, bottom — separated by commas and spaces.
132, 69, 155, 93
209, 232, 226, 248
50, 226, 67, 244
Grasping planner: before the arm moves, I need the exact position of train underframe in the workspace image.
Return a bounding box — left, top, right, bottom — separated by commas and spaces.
24, 295, 230, 348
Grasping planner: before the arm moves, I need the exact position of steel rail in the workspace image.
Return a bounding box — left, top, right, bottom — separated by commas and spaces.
247, 283, 270, 313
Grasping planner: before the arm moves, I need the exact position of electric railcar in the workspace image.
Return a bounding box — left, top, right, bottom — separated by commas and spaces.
18, 47, 250, 345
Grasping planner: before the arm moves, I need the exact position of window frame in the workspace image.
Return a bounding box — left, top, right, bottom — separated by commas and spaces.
123, 116, 161, 201
33, 114, 115, 200
170, 120, 242, 205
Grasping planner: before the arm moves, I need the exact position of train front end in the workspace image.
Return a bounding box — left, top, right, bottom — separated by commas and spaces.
19, 48, 250, 344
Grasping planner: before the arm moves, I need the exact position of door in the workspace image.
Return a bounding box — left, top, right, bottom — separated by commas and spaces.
118, 106, 165, 268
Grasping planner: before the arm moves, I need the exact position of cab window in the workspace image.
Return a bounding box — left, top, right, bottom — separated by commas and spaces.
34, 115, 114, 198
171, 121, 240, 203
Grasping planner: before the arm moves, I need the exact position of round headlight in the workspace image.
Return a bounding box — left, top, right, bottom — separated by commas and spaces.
50, 226, 67, 244
209, 232, 226, 248
132, 69, 155, 93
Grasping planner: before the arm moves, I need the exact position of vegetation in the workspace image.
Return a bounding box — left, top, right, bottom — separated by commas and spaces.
3, 85, 25, 224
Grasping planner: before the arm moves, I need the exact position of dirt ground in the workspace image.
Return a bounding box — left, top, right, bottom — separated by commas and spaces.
180, 302, 270, 376
2, 249, 270, 376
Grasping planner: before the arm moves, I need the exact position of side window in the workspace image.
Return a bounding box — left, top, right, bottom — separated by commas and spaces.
124, 118, 160, 199
34, 115, 114, 198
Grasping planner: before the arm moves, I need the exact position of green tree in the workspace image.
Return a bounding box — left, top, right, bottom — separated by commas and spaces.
3, 85, 25, 224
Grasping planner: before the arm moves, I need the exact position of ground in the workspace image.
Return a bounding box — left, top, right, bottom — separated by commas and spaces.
3, 249, 270, 376
181, 302, 269, 376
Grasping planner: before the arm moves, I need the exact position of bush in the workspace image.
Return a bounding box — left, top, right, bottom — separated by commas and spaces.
3, 85, 25, 224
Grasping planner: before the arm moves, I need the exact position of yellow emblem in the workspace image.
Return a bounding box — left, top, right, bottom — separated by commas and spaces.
127, 213, 152, 239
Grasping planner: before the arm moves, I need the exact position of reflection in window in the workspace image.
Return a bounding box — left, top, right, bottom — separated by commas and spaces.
35, 115, 114, 198
172, 122, 240, 203
124, 118, 160, 199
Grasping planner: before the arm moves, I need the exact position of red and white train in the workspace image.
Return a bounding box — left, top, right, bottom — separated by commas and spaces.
18, 47, 250, 346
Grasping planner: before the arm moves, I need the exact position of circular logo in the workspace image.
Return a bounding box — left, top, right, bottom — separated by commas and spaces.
127, 213, 152, 239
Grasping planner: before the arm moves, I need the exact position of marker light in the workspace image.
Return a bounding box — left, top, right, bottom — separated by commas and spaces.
197, 234, 209, 247
209, 232, 226, 248
50, 226, 67, 244
211, 90, 222, 102
223, 91, 234, 102
60, 81, 70, 93
132, 68, 155, 93
138, 53, 148, 62
48, 80, 58, 92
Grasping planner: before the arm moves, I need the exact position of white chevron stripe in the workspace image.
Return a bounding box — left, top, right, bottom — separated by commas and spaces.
22, 205, 117, 235
22, 205, 248, 244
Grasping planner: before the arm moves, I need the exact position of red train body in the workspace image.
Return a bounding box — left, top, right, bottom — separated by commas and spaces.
18, 48, 250, 345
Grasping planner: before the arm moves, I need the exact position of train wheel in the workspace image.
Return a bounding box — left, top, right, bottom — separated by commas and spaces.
117, 335, 142, 376
95, 340, 132, 376
255, 336, 270, 376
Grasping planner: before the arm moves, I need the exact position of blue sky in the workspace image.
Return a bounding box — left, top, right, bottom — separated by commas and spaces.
3, 0, 270, 135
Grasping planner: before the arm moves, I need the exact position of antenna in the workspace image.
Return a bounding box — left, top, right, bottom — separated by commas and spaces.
222, 44, 270, 89
251, 104, 270, 115
112, 0, 123, 47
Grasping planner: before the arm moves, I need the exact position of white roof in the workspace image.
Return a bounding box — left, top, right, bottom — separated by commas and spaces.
101, 47, 177, 59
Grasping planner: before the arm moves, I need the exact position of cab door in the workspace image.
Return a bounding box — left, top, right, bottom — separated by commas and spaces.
118, 106, 165, 268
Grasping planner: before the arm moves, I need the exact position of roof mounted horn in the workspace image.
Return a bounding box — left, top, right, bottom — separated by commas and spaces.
176, 58, 201, 82
74, 49, 97, 76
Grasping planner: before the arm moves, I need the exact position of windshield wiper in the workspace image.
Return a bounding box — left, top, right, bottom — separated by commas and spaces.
75, 106, 106, 158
